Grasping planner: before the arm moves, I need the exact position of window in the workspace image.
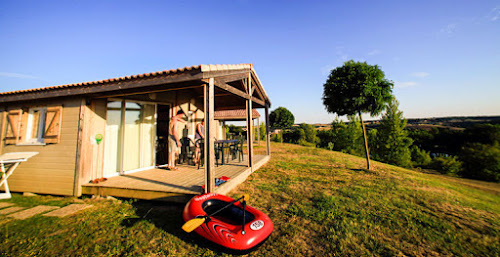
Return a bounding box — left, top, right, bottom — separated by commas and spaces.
4, 106, 62, 145
25, 107, 46, 143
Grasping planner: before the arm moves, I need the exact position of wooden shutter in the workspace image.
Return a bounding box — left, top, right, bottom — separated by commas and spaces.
44, 106, 63, 144
5, 109, 22, 145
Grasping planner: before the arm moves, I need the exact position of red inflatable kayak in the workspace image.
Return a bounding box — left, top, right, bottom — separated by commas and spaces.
182, 193, 273, 251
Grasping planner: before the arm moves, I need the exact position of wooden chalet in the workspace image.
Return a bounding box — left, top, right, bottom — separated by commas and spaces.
0, 64, 271, 201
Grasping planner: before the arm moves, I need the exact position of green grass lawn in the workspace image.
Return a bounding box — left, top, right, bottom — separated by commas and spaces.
1, 142, 499, 256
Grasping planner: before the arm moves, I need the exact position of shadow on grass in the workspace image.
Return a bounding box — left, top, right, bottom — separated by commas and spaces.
121, 200, 263, 255
350, 168, 377, 174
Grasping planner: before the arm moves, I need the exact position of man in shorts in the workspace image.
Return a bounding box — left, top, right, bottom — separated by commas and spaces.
168, 110, 186, 170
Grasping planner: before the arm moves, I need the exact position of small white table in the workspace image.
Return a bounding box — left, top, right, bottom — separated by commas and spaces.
0, 152, 39, 199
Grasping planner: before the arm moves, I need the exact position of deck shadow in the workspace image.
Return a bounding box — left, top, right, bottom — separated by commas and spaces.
122, 175, 201, 192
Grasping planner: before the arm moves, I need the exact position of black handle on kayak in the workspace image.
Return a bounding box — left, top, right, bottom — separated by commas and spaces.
242, 199, 247, 235
206, 195, 245, 219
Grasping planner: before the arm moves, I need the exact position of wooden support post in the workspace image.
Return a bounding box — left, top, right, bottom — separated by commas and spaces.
265, 103, 270, 156
257, 117, 260, 145
119, 100, 126, 175
204, 78, 216, 193
73, 98, 86, 196
246, 73, 254, 168
0, 111, 7, 155
222, 121, 226, 139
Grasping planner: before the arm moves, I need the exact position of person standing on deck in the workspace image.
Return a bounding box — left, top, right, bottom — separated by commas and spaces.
168, 110, 186, 170
194, 119, 205, 165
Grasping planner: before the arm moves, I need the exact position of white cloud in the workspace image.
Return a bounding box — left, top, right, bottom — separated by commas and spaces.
489, 6, 500, 21
367, 49, 381, 56
0, 72, 40, 80
410, 72, 430, 78
395, 81, 418, 88
440, 23, 458, 35
335, 46, 349, 63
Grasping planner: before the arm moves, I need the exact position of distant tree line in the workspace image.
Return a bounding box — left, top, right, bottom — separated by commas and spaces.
316, 102, 500, 182
408, 123, 500, 181
270, 103, 499, 182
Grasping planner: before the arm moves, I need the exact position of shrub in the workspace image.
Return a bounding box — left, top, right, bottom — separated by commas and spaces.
317, 129, 335, 149
271, 132, 282, 142
283, 128, 305, 144
463, 124, 500, 145
411, 146, 432, 167
370, 99, 413, 168
460, 143, 500, 182
430, 155, 462, 175
298, 139, 316, 147
299, 123, 319, 144
228, 124, 243, 135
316, 118, 364, 156
259, 123, 266, 140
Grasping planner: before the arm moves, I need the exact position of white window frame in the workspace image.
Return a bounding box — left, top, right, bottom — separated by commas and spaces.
25, 107, 47, 144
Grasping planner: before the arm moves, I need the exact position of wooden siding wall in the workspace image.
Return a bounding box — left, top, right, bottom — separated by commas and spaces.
74, 99, 106, 196
0, 97, 82, 196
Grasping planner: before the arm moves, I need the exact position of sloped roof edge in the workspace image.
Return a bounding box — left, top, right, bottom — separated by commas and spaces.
1, 63, 255, 96
0, 63, 270, 107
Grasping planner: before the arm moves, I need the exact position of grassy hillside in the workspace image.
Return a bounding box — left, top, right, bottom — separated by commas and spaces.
1, 143, 498, 256
237, 143, 499, 256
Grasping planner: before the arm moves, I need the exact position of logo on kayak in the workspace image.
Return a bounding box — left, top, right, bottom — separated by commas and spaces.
250, 220, 264, 231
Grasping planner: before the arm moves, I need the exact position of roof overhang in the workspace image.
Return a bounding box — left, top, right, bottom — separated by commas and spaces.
0, 64, 271, 110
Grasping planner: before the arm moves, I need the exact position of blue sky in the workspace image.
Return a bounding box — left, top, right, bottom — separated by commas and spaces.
1, 0, 499, 123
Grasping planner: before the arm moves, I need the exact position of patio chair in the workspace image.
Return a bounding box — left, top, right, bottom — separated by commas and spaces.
180, 137, 195, 165
229, 138, 244, 163
0, 152, 39, 199
196, 139, 222, 169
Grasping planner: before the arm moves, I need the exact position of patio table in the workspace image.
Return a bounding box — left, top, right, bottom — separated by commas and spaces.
215, 139, 238, 165
0, 152, 39, 199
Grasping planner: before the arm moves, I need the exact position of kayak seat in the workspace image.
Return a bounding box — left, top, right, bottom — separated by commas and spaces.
202, 199, 255, 226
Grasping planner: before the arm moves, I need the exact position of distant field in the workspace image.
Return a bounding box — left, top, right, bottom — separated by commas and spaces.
0, 143, 498, 256
312, 115, 500, 130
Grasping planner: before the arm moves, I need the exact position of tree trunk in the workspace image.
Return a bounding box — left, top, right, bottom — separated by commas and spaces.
359, 111, 371, 170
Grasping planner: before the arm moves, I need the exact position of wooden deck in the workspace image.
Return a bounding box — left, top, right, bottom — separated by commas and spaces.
82, 154, 269, 202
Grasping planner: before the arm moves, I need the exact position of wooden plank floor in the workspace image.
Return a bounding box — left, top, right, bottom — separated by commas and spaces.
82, 154, 269, 202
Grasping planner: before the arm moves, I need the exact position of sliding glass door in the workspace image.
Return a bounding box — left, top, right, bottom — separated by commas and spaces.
103, 101, 122, 176
123, 102, 141, 171
104, 100, 156, 177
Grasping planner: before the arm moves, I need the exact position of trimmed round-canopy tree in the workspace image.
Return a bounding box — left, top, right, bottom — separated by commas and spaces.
322, 60, 394, 169
270, 107, 295, 129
